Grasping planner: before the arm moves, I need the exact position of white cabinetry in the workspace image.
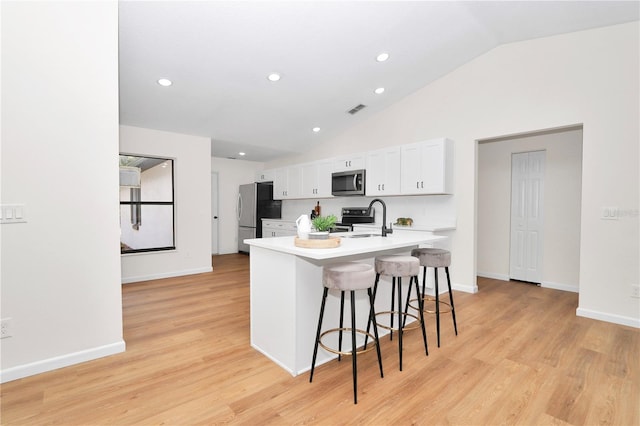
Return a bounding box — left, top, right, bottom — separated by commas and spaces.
255, 169, 275, 182
400, 138, 453, 195
262, 220, 297, 238
333, 154, 365, 172
366, 146, 401, 196
301, 160, 333, 198
274, 166, 302, 199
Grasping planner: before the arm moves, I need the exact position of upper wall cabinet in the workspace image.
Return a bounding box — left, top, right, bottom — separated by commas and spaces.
255, 170, 275, 182
333, 154, 365, 172
400, 138, 454, 195
273, 166, 302, 200
366, 146, 401, 196
301, 160, 334, 198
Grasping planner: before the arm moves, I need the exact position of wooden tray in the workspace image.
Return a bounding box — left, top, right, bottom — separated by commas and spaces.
294, 236, 341, 249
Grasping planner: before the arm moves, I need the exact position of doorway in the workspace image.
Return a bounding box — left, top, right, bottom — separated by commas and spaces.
211, 172, 219, 254
476, 125, 582, 292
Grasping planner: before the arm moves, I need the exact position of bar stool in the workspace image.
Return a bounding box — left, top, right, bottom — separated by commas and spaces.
410, 248, 458, 347
309, 262, 383, 404
368, 255, 428, 371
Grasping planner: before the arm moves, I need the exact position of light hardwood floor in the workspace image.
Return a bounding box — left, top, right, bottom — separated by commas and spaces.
2, 254, 638, 425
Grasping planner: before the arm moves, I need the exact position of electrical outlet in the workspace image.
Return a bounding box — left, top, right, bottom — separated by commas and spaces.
1, 318, 13, 338
631, 285, 640, 299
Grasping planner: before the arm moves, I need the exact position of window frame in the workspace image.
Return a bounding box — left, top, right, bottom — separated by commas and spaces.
119, 154, 176, 255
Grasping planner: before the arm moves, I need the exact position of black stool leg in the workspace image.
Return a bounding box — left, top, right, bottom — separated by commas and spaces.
446, 266, 458, 335
338, 291, 345, 361
350, 290, 358, 404
364, 273, 380, 349
413, 275, 429, 356
434, 267, 441, 348
400, 275, 429, 357
389, 277, 396, 341
310, 287, 328, 382
368, 287, 384, 378
397, 277, 403, 371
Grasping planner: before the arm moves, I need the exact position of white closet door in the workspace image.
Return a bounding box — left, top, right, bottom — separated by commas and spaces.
510, 151, 545, 283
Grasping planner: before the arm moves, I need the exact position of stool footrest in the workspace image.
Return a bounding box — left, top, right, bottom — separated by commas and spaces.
375, 311, 422, 331
319, 328, 378, 356
408, 297, 453, 314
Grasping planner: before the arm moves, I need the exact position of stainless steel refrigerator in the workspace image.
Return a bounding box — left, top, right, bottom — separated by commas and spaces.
237, 182, 282, 253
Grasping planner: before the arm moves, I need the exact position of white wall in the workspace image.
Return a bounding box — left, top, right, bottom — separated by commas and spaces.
267, 22, 640, 327
1, 2, 124, 381
477, 128, 583, 291
211, 157, 265, 254
120, 126, 212, 283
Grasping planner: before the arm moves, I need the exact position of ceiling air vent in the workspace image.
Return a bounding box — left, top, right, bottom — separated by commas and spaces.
347, 104, 367, 115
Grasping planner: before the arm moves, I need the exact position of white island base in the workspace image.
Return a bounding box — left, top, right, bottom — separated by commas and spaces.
246, 232, 446, 377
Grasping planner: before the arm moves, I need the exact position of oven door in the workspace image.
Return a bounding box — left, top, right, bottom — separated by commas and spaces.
331, 170, 365, 196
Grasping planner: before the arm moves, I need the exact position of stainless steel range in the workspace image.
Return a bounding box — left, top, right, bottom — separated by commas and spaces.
332, 207, 375, 232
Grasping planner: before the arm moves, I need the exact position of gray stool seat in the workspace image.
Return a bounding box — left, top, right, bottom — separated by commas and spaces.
410, 248, 458, 347
411, 248, 451, 268
375, 255, 420, 277
367, 255, 428, 371
323, 262, 376, 291
310, 262, 383, 404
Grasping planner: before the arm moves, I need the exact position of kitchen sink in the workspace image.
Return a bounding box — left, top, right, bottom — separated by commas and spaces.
342, 233, 378, 238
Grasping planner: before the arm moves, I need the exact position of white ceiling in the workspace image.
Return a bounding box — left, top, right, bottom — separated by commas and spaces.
118, 1, 639, 162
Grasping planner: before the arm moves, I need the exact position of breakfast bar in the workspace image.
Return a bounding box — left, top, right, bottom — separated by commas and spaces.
244, 231, 446, 376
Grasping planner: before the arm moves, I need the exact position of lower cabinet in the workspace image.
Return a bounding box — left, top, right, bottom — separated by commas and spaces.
262, 219, 297, 238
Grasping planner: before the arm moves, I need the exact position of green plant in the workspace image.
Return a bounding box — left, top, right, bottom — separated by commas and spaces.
312, 214, 337, 232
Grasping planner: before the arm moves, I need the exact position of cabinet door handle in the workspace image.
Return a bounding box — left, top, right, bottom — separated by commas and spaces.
416, 181, 419, 189
382, 184, 385, 191
378, 184, 380, 190
421, 181, 424, 189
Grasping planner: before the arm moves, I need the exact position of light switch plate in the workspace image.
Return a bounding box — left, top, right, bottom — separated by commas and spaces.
1, 204, 27, 224
601, 207, 619, 220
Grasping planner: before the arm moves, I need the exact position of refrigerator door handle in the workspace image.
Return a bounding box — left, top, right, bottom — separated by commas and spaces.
237, 193, 242, 221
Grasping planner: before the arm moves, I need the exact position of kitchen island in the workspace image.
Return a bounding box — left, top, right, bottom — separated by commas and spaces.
244, 231, 446, 376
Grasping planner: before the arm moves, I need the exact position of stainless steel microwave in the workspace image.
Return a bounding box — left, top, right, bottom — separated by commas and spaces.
331, 169, 366, 196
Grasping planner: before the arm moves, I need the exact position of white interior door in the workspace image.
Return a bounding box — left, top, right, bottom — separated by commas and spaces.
211, 172, 219, 254
510, 151, 545, 283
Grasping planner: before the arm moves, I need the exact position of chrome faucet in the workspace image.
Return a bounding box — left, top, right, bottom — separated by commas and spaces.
368, 198, 393, 237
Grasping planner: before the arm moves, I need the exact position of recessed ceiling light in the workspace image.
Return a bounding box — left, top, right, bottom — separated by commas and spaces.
157, 78, 172, 87
312, 127, 321, 133
376, 52, 389, 62
239, 152, 246, 156
267, 73, 281, 82
374, 87, 385, 94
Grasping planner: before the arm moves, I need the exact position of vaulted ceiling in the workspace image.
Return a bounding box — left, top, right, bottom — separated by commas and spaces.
118, 1, 639, 161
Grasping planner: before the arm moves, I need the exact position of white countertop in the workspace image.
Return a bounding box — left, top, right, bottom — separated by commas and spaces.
244, 231, 446, 260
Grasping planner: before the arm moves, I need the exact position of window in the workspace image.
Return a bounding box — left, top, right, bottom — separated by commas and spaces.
119, 155, 175, 254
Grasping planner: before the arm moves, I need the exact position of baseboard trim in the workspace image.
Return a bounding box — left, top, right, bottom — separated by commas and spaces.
0, 340, 126, 383
121, 266, 213, 284
477, 271, 509, 281
576, 307, 640, 329
452, 282, 478, 294
542, 281, 579, 293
